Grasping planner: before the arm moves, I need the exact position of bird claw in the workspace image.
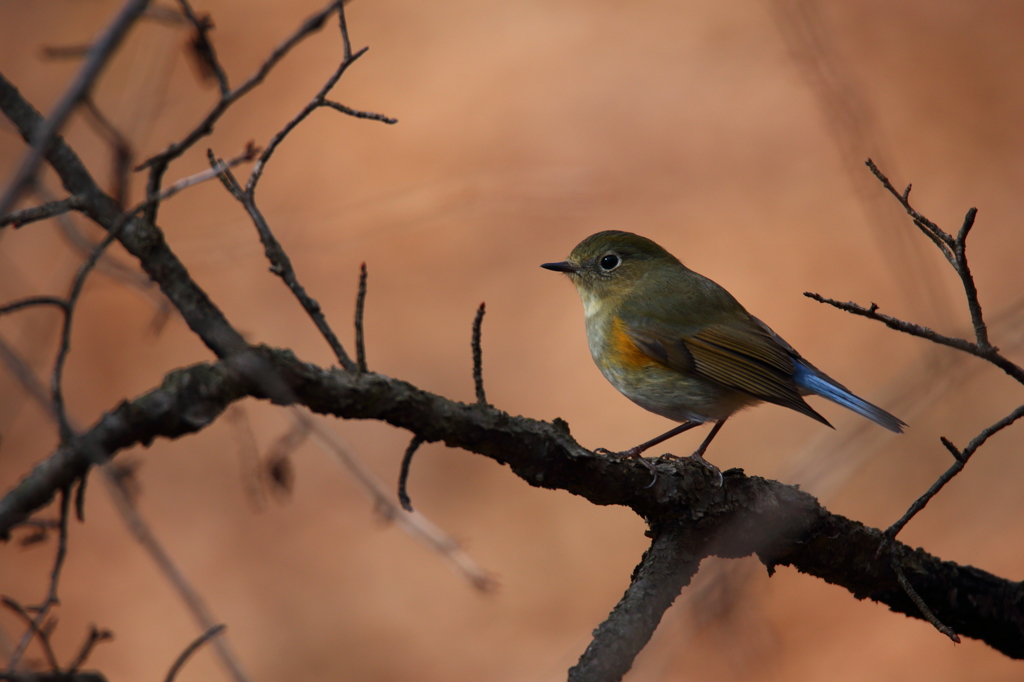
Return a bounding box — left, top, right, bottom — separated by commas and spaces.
594, 447, 659, 488
689, 452, 723, 488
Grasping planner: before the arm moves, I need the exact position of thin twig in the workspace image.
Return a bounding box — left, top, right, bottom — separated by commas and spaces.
175, 0, 229, 95
297, 409, 494, 591
320, 100, 397, 124
882, 404, 1024, 547
355, 263, 367, 372
0, 0, 151, 216
138, 0, 340, 224
0, 598, 60, 673
142, 143, 258, 208
52, 220, 129, 442
79, 96, 132, 207
210, 155, 357, 370
66, 626, 114, 674
225, 406, 266, 512
472, 302, 486, 405
3, 488, 70, 673
952, 207, 990, 348
137, 0, 340, 173
891, 553, 960, 643
163, 624, 226, 682
804, 292, 1024, 385
397, 435, 423, 512
0, 297, 68, 316
865, 159, 954, 257
100, 466, 251, 682
0, 196, 84, 229
245, 46, 369, 194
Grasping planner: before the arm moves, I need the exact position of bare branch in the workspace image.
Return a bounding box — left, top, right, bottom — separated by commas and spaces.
952, 207, 990, 348
355, 263, 368, 372
803, 292, 1024, 385
0, 298, 68, 316
882, 405, 1024, 545
865, 159, 955, 259
891, 553, 960, 644
472, 302, 486, 405
163, 624, 226, 682
136, 0, 340, 173
320, 100, 397, 124
66, 626, 114, 674
245, 46, 369, 194
209, 154, 356, 370
569, 521, 702, 681
0, 598, 59, 673
397, 435, 423, 512
0, 0, 151, 216
3, 488, 70, 673
175, 0, 229, 95
0, 196, 83, 229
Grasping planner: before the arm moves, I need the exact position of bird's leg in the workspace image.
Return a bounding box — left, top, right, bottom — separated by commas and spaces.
594, 421, 702, 460
691, 419, 726, 461
688, 419, 726, 488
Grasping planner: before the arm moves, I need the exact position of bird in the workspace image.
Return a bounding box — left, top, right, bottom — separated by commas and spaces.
541, 230, 904, 470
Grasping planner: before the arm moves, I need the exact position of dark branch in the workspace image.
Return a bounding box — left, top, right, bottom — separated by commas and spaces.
209, 154, 356, 370
569, 521, 702, 682
472, 302, 486, 405
355, 263, 368, 372
66, 627, 114, 674
2, 347, 1022, 657
883, 405, 1024, 544
320, 100, 397, 124
163, 624, 226, 682
0, 196, 84, 228
136, 0, 340, 173
803, 292, 1024, 385
397, 435, 423, 512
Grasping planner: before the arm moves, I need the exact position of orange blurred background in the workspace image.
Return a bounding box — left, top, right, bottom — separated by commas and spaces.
2, 1, 1024, 680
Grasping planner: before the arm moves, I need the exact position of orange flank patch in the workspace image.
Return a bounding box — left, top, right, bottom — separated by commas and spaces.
608, 318, 664, 371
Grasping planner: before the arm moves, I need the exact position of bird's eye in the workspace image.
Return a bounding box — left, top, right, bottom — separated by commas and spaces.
600, 254, 620, 271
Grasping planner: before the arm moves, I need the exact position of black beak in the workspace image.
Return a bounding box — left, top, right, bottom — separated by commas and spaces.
541, 261, 578, 273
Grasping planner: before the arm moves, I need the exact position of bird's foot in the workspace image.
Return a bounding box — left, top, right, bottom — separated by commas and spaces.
688, 450, 723, 488
594, 447, 659, 488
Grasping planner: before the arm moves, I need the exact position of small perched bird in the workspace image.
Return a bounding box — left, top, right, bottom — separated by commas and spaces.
542, 230, 904, 467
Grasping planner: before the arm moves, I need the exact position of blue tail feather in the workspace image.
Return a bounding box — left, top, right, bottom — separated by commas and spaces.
793, 362, 905, 434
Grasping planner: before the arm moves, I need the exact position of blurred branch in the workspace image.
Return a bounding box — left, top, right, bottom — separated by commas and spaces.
0, 0, 151, 216
163, 624, 226, 682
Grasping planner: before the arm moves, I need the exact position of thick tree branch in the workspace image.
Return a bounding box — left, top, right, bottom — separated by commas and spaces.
2, 346, 1022, 660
